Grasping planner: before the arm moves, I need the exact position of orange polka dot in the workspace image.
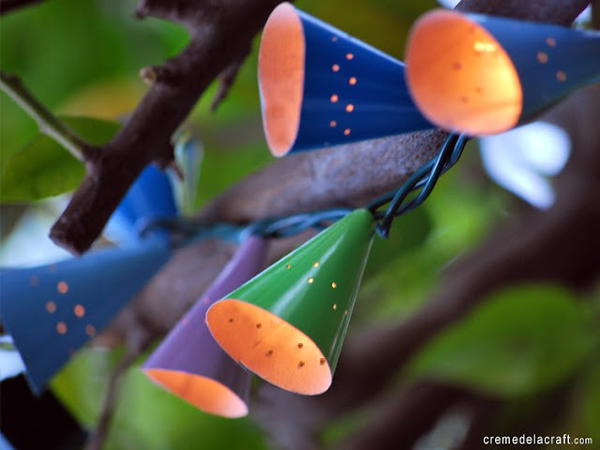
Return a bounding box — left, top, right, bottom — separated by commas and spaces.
74, 304, 85, 318
330, 94, 339, 103
556, 71, 567, 82
331, 64, 340, 72
85, 324, 96, 337
330, 120, 337, 128
56, 322, 67, 334
346, 53, 354, 60
343, 129, 351, 136
349, 77, 357, 85
57, 281, 69, 294
537, 52, 549, 64
345, 104, 354, 112
46, 301, 56, 313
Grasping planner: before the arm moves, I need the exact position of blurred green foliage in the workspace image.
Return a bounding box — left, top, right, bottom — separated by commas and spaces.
407, 284, 596, 397
2, 0, 599, 448
0, 117, 119, 202
52, 349, 266, 450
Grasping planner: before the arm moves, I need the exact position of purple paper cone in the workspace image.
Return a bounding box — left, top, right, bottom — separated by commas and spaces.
143, 236, 268, 418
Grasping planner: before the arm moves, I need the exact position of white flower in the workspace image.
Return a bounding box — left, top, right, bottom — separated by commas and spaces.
437, 0, 460, 8
437, 0, 590, 24
0, 336, 25, 382
479, 122, 570, 209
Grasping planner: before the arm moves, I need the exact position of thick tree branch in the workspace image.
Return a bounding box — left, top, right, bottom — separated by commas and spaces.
49, 0, 285, 254
203, 130, 448, 221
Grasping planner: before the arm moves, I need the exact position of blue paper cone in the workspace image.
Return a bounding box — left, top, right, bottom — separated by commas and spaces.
258, 2, 433, 157
0, 243, 170, 393
107, 165, 178, 244
406, 9, 600, 136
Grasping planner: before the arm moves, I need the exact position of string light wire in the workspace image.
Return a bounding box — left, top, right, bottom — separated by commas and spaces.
141, 134, 468, 245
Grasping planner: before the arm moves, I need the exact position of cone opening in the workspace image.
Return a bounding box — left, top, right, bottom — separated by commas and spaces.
206, 299, 332, 395
406, 10, 523, 135
258, 2, 305, 156
144, 369, 248, 418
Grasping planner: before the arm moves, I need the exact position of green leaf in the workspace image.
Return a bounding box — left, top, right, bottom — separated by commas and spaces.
408, 284, 595, 397
581, 364, 600, 443
52, 347, 267, 450
0, 116, 119, 203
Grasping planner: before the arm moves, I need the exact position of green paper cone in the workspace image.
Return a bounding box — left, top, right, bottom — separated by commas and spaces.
206, 209, 375, 395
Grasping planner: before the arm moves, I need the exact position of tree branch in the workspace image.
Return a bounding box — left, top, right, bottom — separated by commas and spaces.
49, 0, 286, 255
203, 130, 448, 222
85, 318, 150, 450
341, 382, 481, 450
0, 0, 44, 15
211, 52, 249, 112
0, 72, 95, 161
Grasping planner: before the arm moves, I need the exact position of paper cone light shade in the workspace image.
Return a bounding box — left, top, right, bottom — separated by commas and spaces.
259, 2, 433, 157
0, 243, 170, 393
406, 9, 600, 136
143, 236, 268, 418
207, 209, 375, 395
108, 165, 178, 244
